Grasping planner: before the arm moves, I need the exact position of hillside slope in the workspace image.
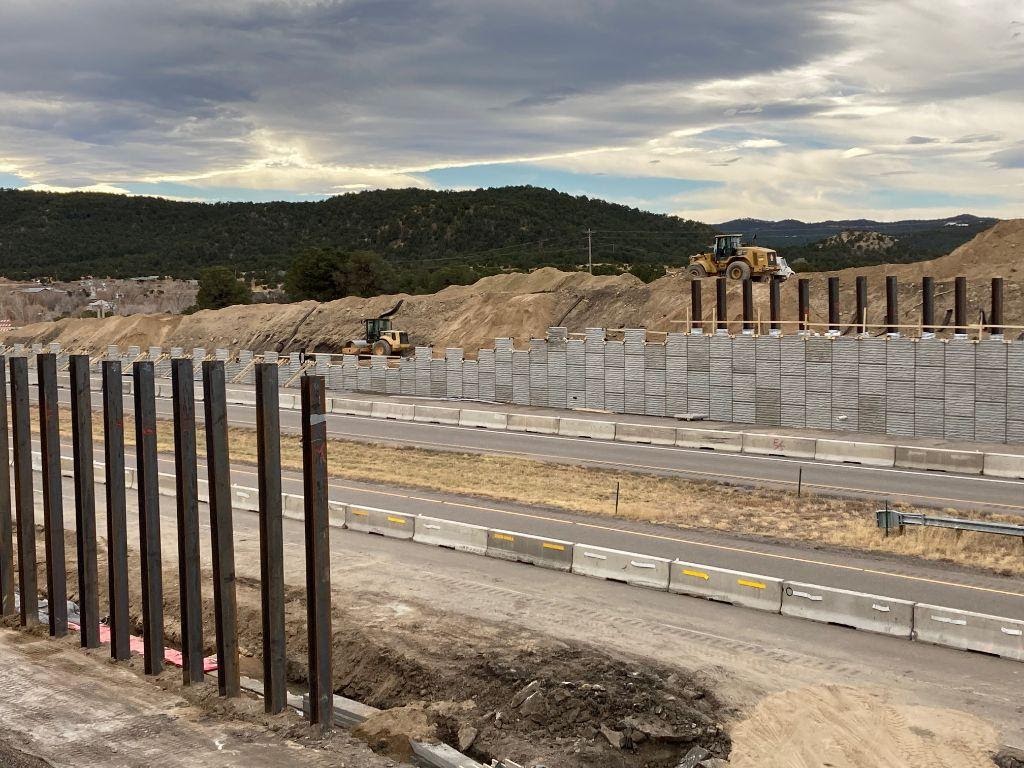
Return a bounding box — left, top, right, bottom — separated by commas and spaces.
7, 220, 1021, 354
0, 186, 715, 281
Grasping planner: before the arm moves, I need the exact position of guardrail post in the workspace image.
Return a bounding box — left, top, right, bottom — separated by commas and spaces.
885, 276, 899, 336
302, 374, 332, 730
0, 356, 14, 617
133, 361, 164, 674
798, 277, 810, 333
715, 278, 727, 334
256, 362, 286, 714
203, 360, 240, 697
37, 353, 68, 638
102, 360, 131, 661
70, 355, 100, 648
990, 277, 1004, 338
827, 277, 840, 334
172, 358, 204, 685
921, 276, 935, 336
9, 357, 36, 626
855, 276, 867, 335
954, 276, 967, 337
689, 278, 702, 334
741, 279, 754, 334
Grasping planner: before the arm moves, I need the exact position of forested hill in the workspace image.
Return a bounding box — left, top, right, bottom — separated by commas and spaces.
0, 186, 716, 282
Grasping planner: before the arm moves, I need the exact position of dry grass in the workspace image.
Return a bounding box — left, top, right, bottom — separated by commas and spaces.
41, 408, 1024, 577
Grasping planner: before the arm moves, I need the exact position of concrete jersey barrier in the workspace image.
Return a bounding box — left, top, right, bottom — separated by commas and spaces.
742, 433, 817, 459
814, 439, 896, 467
614, 423, 677, 446
370, 401, 415, 421
485, 529, 573, 571
669, 561, 783, 613
675, 428, 743, 452
557, 418, 616, 440
331, 398, 374, 417
458, 409, 508, 430
414, 515, 489, 555
413, 405, 461, 425
572, 543, 671, 590
982, 452, 1024, 479
345, 505, 416, 540
506, 414, 560, 434
913, 603, 1024, 661
782, 581, 915, 638
894, 446, 985, 475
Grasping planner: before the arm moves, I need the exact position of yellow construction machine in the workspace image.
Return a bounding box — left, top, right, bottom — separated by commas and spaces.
687, 234, 794, 281
341, 300, 414, 357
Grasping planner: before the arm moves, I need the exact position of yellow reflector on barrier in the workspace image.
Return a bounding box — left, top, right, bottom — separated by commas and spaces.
682, 569, 710, 581
492, 533, 514, 542
737, 579, 766, 590
542, 543, 565, 551
386, 516, 407, 525
351, 509, 369, 517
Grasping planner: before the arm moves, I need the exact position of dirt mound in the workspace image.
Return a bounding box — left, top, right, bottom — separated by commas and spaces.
6, 221, 1020, 353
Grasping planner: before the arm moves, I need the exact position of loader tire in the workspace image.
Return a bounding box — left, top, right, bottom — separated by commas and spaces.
687, 264, 708, 278
372, 339, 393, 356
727, 261, 752, 281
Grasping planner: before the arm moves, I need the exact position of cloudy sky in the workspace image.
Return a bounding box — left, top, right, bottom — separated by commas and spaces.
1, 0, 1022, 222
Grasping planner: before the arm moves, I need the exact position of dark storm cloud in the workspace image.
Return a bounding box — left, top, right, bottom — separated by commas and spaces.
906, 135, 939, 144
0, 0, 844, 178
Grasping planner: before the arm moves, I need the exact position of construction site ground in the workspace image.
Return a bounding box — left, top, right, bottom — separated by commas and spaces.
5, 475, 1022, 768
0, 625, 403, 768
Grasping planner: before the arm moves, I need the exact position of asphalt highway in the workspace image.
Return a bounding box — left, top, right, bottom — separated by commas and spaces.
48, 378, 1024, 515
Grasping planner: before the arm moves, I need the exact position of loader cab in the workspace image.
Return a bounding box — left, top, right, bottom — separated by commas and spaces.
714, 234, 743, 261
363, 316, 393, 343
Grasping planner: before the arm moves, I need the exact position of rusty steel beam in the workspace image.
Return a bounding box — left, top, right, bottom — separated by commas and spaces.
37, 353, 68, 638
921, 276, 935, 333
9, 357, 36, 627
885, 276, 899, 336
827, 277, 840, 332
741, 279, 754, 332
990, 277, 1004, 335
855, 276, 868, 334
302, 374, 333, 730
203, 360, 240, 697
954, 276, 968, 335
715, 278, 727, 332
172, 358, 204, 685
689, 278, 702, 333
134, 361, 164, 675
798, 278, 810, 331
768, 277, 781, 333
0, 356, 14, 618
70, 355, 100, 648
102, 361, 131, 661
256, 362, 287, 714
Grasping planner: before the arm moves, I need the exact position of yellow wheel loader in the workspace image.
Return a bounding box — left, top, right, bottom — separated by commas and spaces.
687, 234, 794, 281
341, 300, 414, 357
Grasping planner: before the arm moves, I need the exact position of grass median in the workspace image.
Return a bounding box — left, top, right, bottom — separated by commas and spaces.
44, 408, 1024, 577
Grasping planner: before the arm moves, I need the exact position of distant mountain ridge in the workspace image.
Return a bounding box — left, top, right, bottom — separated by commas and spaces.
714, 213, 996, 247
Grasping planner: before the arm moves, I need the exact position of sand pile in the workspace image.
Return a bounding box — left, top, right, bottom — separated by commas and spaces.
6, 220, 1021, 353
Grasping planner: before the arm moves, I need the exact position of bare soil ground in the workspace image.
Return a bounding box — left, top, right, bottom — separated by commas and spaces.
6, 220, 1022, 353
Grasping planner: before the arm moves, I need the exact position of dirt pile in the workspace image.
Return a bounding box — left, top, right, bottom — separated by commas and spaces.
5, 220, 1020, 353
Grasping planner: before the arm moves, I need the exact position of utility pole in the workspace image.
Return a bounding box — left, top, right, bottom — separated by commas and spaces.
585, 228, 593, 274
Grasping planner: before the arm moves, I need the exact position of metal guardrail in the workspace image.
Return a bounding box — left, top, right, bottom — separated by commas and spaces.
876, 507, 1024, 540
